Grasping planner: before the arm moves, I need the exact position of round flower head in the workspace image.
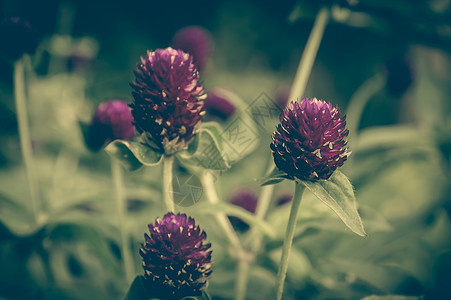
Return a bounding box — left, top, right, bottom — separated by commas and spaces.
0, 16, 38, 61
130, 47, 205, 154
270, 98, 350, 181
140, 213, 212, 300
86, 100, 135, 152
172, 26, 213, 71
204, 88, 236, 120
228, 189, 258, 232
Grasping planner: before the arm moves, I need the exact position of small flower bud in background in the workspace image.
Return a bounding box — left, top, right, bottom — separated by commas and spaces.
384, 56, 414, 97
172, 26, 213, 71
204, 87, 236, 121
228, 189, 258, 232
140, 213, 212, 300
85, 100, 135, 152
271, 98, 350, 181
275, 85, 290, 109
130, 47, 205, 155
276, 193, 293, 206
0, 16, 39, 61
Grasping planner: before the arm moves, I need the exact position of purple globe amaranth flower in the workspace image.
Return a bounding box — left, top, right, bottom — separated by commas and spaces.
0, 16, 38, 61
140, 213, 212, 300
172, 26, 213, 71
228, 189, 258, 232
130, 47, 205, 155
86, 100, 135, 152
204, 88, 236, 120
270, 98, 350, 181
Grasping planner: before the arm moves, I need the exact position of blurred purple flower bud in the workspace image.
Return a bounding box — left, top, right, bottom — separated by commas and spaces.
204, 88, 236, 120
228, 189, 258, 232
276, 193, 293, 206
172, 26, 213, 71
86, 100, 135, 152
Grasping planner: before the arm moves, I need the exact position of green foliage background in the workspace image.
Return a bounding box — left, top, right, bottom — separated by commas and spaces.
0, 0, 450, 299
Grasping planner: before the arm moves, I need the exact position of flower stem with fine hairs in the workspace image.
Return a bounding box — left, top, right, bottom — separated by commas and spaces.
111, 159, 135, 282
275, 184, 306, 300
162, 155, 175, 212
14, 57, 40, 224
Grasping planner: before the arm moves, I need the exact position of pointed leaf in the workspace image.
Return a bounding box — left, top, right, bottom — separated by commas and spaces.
105, 140, 163, 171
178, 124, 230, 171
298, 170, 367, 237
258, 166, 290, 186
124, 276, 151, 300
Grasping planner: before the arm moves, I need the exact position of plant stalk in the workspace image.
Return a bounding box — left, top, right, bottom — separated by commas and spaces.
201, 172, 242, 250
275, 184, 306, 300
111, 159, 135, 282
288, 7, 330, 101
200, 172, 248, 300
236, 259, 251, 300
162, 155, 175, 212
14, 57, 40, 224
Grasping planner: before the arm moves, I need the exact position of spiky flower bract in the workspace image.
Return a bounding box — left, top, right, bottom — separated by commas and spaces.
86, 100, 135, 152
172, 26, 213, 71
270, 98, 350, 181
140, 213, 212, 300
130, 47, 205, 155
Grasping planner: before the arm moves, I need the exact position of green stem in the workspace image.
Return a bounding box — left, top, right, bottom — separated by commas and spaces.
236, 259, 251, 300
162, 155, 175, 212
201, 172, 242, 250
288, 7, 330, 101
200, 172, 247, 300
275, 184, 305, 300
111, 159, 135, 282
14, 57, 40, 224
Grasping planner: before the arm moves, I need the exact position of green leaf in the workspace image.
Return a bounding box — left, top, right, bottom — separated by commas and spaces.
298, 171, 367, 237
124, 276, 151, 300
105, 140, 163, 171
178, 123, 230, 171
258, 166, 290, 186
191, 202, 277, 238
200, 122, 224, 148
